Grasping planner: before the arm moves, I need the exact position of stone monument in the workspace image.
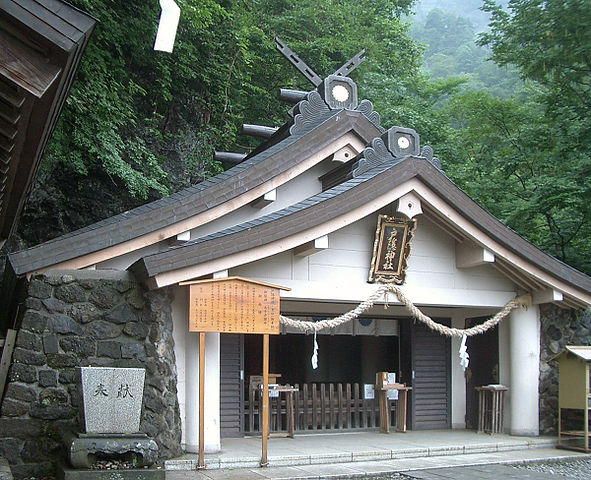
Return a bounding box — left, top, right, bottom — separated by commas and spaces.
58, 367, 164, 480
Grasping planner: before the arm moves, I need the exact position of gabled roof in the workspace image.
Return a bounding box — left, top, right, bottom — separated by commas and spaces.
550, 346, 591, 363
8, 94, 383, 275
129, 142, 591, 308
0, 0, 96, 247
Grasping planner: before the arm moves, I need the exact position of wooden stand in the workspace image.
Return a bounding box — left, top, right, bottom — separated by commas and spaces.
375, 384, 411, 433
476, 384, 507, 435
268, 386, 299, 438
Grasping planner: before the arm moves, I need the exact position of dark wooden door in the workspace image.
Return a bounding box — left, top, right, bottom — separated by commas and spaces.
410, 320, 451, 430
465, 317, 499, 430
220, 333, 244, 437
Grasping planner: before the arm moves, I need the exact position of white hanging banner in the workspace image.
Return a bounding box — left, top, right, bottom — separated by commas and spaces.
311, 331, 319, 370
459, 334, 470, 371
154, 0, 180, 53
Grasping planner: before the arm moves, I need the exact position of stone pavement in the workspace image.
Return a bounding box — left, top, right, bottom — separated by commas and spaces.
402, 463, 574, 480
164, 446, 588, 479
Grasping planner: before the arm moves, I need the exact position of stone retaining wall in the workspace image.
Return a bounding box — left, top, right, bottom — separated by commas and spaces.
0, 270, 182, 479
539, 304, 591, 434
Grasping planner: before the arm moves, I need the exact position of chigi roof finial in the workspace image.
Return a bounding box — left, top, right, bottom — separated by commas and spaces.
275, 36, 366, 110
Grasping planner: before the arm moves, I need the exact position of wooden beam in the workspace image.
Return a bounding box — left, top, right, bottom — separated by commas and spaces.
533, 288, 564, 305
242, 124, 278, 139
0, 30, 61, 98
0, 100, 21, 124
251, 189, 276, 209
261, 334, 270, 467
456, 242, 495, 268
0, 329, 17, 401
214, 151, 246, 164
294, 235, 329, 257
198, 332, 205, 469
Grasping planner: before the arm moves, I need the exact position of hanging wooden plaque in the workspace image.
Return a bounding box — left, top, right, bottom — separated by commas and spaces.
368, 215, 416, 284
183, 277, 289, 334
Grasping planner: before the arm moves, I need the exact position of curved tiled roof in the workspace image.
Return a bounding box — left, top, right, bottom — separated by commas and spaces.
129, 155, 591, 307
9, 103, 382, 275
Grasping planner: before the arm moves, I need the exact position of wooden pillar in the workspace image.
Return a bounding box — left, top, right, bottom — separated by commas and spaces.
198, 332, 206, 468
261, 334, 270, 466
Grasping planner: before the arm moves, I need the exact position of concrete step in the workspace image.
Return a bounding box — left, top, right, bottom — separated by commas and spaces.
165, 433, 561, 472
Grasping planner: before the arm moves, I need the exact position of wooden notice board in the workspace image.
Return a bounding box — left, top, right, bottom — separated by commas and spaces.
185, 277, 290, 334
180, 276, 289, 468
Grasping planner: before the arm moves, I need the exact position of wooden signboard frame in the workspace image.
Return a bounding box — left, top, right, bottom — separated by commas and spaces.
181, 277, 290, 468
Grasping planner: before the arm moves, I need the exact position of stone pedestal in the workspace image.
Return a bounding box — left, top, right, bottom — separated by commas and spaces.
59, 431, 164, 480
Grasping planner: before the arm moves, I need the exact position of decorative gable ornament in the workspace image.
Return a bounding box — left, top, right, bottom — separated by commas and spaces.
368, 214, 416, 284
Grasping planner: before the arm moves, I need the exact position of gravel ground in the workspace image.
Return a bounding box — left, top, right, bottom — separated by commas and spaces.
369, 459, 591, 479
511, 458, 591, 479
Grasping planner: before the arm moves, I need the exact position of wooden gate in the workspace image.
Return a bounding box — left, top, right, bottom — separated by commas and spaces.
245, 382, 397, 434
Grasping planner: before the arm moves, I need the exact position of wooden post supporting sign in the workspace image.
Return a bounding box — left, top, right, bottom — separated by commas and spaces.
181, 277, 289, 469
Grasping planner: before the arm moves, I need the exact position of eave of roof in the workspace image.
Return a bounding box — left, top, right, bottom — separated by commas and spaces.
129, 156, 591, 307
0, 0, 96, 246
8, 105, 382, 275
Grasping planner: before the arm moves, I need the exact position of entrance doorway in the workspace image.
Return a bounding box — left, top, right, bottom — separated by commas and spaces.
464, 316, 499, 430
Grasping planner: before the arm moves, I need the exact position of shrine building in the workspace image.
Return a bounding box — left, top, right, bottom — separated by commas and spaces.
3, 33, 591, 469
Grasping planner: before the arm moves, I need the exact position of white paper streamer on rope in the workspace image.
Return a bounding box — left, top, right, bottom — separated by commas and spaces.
154, 0, 180, 52
459, 334, 469, 371
311, 331, 319, 370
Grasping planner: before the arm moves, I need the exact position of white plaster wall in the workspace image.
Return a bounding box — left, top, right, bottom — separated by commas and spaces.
233, 213, 517, 308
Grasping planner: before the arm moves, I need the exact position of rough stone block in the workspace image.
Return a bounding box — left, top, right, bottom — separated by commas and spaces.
87, 320, 121, 339
30, 403, 75, 420
42, 297, 67, 313
4, 383, 37, 402
104, 304, 137, 324
43, 334, 59, 354
123, 322, 149, 340
55, 283, 89, 304
47, 353, 79, 368
121, 344, 146, 361
28, 279, 52, 299
59, 369, 79, 385
8, 363, 37, 383
0, 438, 22, 464
0, 418, 43, 437
39, 369, 58, 387
81, 367, 145, 434
0, 398, 29, 417
15, 330, 42, 351
12, 347, 47, 366
60, 337, 96, 357
97, 341, 122, 359
21, 311, 48, 333
91, 284, 119, 309
126, 288, 145, 310
49, 315, 85, 336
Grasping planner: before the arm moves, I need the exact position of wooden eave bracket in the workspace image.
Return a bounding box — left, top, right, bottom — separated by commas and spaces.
169, 230, 191, 246
532, 288, 564, 305
294, 235, 329, 257
251, 189, 276, 209
455, 242, 495, 268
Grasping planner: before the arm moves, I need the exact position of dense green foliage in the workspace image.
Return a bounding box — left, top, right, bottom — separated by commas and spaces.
13, 0, 591, 276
